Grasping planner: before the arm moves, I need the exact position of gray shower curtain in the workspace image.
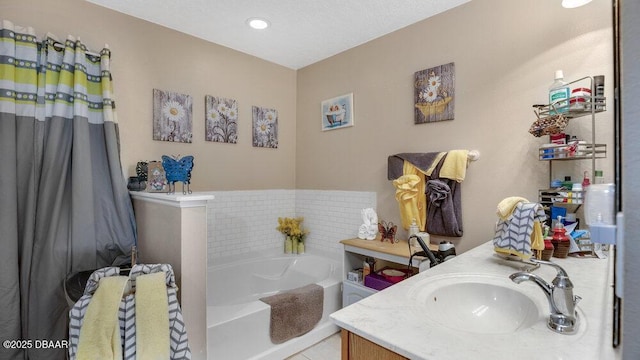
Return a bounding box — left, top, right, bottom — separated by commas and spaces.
0, 21, 136, 360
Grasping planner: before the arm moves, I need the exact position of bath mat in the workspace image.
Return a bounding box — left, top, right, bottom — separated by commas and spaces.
259, 284, 324, 344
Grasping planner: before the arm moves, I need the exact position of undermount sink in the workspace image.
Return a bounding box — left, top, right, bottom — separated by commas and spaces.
407, 273, 542, 334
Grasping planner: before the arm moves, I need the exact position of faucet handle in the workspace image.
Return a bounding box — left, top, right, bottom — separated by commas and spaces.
529, 258, 569, 278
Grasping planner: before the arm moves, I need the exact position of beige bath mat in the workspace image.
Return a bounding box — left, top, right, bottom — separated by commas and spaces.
260, 283, 324, 344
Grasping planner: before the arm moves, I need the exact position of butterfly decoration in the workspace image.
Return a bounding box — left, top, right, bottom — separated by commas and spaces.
161, 155, 194, 194
378, 220, 398, 243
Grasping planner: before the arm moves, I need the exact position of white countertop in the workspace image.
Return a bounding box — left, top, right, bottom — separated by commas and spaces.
129, 191, 215, 208
331, 241, 620, 360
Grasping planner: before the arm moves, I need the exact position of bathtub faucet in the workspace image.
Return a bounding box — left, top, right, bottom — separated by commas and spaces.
509, 258, 581, 334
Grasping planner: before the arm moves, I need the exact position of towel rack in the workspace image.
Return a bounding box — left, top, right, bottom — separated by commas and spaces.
468, 150, 480, 161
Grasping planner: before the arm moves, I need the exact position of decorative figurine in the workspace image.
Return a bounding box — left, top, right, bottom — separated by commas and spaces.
378, 220, 398, 243
161, 155, 194, 195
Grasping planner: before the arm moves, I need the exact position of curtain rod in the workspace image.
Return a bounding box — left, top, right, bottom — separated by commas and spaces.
49, 38, 108, 58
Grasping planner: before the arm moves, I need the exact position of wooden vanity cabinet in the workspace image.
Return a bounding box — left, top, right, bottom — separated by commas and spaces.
341, 329, 408, 360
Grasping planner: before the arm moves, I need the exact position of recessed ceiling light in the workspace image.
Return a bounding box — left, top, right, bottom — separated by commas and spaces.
561, 0, 592, 8
247, 18, 270, 30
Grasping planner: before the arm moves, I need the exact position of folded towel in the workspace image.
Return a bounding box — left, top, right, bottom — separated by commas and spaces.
439, 150, 469, 182
427, 179, 450, 207
493, 201, 547, 259
136, 272, 170, 360
387, 152, 446, 180
496, 196, 529, 221
260, 284, 324, 344
76, 276, 129, 360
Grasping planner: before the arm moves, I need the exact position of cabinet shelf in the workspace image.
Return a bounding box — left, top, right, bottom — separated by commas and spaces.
534, 95, 606, 120
538, 143, 607, 161
539, 189, 584, 208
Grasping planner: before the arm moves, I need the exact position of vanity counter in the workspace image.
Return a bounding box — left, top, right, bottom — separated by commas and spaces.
330, 241, 619, 360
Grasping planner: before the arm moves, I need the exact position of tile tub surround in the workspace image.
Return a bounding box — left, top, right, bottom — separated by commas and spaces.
207, 189, 376, 262
331, 241, 619, 360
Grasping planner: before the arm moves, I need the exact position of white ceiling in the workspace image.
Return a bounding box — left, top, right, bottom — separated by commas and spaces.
86, 0, 471, 70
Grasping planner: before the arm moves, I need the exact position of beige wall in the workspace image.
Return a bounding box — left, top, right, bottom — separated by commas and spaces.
2, 0, 298, 191
4, 0, 614, 254
296, 0, 614, 253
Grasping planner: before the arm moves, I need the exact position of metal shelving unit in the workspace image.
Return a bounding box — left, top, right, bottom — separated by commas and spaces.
535, 76, 607, 207
535, 76, 606, 254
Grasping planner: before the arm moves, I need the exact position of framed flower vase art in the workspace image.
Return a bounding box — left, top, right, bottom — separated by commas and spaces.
414, 63, 455, 124
153, 89, 193, 143
321, 93, 354, 131
252, 106, 278, 148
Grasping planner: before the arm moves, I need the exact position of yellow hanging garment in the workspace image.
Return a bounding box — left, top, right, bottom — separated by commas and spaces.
392, 160, 427, 231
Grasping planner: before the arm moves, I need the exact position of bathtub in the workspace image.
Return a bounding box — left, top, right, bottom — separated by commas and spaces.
207, 250, 343, 360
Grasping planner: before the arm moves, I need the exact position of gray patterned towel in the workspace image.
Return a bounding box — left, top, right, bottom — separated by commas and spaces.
493, 202, 546, 259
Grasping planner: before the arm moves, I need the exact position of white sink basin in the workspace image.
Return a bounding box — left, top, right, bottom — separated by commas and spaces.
407, 273, 542, 334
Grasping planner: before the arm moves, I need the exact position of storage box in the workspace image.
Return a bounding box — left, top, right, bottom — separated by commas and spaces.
364, 273, 394, 291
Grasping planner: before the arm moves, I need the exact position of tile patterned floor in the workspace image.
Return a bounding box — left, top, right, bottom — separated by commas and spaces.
286, 333, 341, 360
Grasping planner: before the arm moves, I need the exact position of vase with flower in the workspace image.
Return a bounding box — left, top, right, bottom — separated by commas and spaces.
276, 217, 309, 255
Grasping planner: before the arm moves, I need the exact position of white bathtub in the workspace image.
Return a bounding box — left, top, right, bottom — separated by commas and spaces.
207, 251, 342, 360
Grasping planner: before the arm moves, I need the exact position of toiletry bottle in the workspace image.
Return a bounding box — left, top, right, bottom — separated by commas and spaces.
363, 258, 371, 277
572, 183, 583, 204
549, 70, 570, 115
408, 218, 419, 246
582, 170, 591, 188
594, 75, 605, 110
552, 216, 569, 242
594, 170, 605, 184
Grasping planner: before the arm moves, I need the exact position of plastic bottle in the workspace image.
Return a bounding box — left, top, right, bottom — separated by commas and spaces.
549, 70, 570, 115
582, 170, 591, 188
594, 170, 604, 184
572, 183, 583, 204
408, 218, 419, 238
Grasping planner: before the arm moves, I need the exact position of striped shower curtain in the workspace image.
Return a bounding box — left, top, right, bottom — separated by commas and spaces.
0, 20, 136, 359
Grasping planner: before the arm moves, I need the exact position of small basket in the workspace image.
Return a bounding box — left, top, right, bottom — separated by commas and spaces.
551, 240, 570, 258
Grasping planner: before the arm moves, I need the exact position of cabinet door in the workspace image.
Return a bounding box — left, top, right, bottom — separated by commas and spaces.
341, 330, 408, 360
342, 281, 377, 307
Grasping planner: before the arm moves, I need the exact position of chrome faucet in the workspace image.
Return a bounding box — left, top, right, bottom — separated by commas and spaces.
509, 258, 581, 334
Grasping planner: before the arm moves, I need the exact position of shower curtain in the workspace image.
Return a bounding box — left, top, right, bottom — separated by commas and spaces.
0, 21, 137, 359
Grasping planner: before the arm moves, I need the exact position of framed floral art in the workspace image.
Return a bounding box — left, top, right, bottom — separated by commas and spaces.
205, 95, 238, 143
153, 89, 193, 143
252, 106, 278, 148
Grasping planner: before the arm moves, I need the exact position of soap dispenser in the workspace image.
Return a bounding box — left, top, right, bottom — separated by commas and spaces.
551, 216, 570, 258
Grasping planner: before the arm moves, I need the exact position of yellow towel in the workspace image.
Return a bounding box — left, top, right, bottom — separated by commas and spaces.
439, 150, 469, 182
531, 220, 545, 252
496, 196, 529, 220
76, 276, 129, 360
400, 161, 427, 231
393, 174, 422, 231
136, 271, 170, 360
